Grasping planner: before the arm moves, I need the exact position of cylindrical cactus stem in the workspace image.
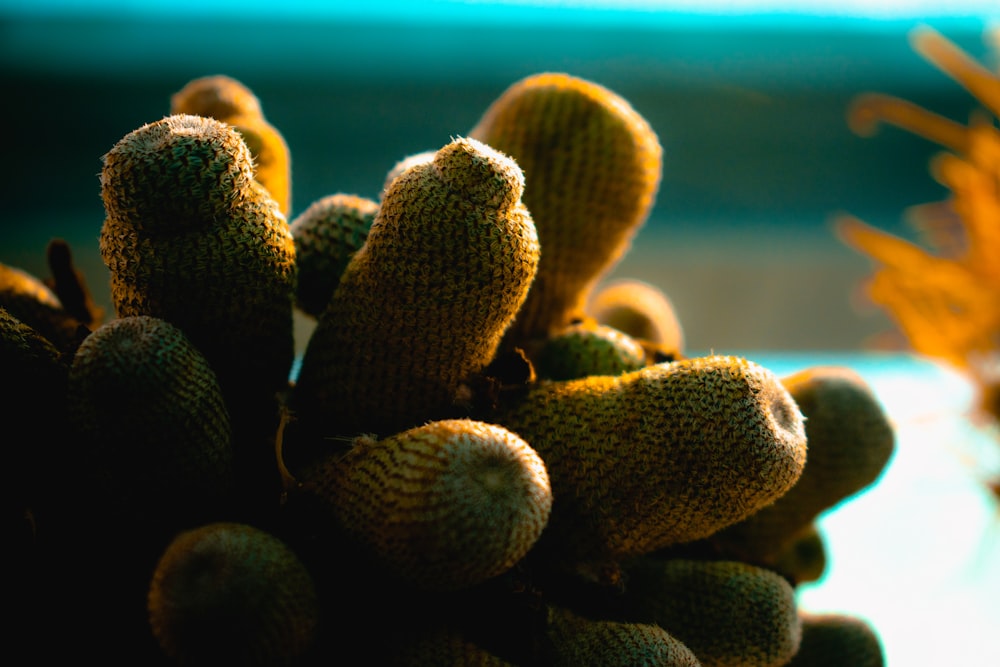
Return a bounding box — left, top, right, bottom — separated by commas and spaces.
784, 612, 885, 667
494, 355, 807, 575
469, 72, 662, 349
292, 136, 540, 438
587, 278, 685, 360
706, 365, 896, 565
99, 113, 297, 511
624, 558, 802, 667
66, 315, 235, 533
544, 604, 701, 667
171, 74, 293, 217
147, 522, 320, 667
289, 193, 378, 318
299, 419, 552, 592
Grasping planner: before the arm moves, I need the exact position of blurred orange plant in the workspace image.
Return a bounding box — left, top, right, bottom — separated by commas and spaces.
838, 26, 1000, 427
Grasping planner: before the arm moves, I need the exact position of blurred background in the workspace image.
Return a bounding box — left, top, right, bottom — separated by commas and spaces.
3, 1, 999, 665
2, 0, 999, 354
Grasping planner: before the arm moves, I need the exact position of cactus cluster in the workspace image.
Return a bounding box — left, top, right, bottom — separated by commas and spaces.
5, 72, 895, 665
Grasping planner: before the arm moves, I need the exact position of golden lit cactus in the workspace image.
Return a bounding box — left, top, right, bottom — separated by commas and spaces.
299, 419, 552, 591
706, 366, 895, 565
534, 318, 647, 381
171, 74, 293, 217
99, 113, 297, 511
289, 192, 378, 317
544, 604, 701, 667
147, 522, 320, 666
293, 136, 540, 438
66, 315, 234, 529
0, 260, 86, 354
495, 355, 807, 574
785, 612, 885, 667
587, 277, 685, 359
469, 72, 662, 350
625, 558, 801, 667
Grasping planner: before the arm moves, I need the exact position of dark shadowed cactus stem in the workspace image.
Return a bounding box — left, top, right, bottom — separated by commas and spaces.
99, 113, 297, 516
66, 315, 235, 533
148, 522, 320, 666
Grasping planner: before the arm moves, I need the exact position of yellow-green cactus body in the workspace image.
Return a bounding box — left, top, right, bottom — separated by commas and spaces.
99, 114, 296, 513
785, 613, 885, 667
587, 278, 685, 358
625, 558, 802, 667
708, 366, 895, 564
147, 522, 319, 666
289, 193, 378, 317
469, 72, 662, 347
66, 316, 234, 528
300, 419, 552, 591
495, 355, 807, 568
545, 604, 702, 667
0, 261, 84, 353
100, 114, 296, 396
535, 319, 647, 381
171, 74, 292, 217
293, 137, 540, 438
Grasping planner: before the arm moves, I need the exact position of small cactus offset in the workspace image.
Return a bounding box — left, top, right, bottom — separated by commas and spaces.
299, 419, 552, 591
624, 558, 803, 667
544, 604, 702, 667
171, 74, 293, 217
292, 136, 540, 438
289, 192, 379, 318
147, 522, 320, 667
785, 613, 885, 667
495, 355, 808, 574
469, 72, 663, 352
534, 319, 648, 381
587, 277, 686, 359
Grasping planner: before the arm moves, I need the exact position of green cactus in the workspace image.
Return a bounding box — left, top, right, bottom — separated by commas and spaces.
625, 558, 802, 667
469, 72, 663, 353
495, 355, 808, 577
299, 419, 552, 591
292, 136, 539, 438
289, 192, 378, 318
171, 74, 293, 217
147, 522, 320, 666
